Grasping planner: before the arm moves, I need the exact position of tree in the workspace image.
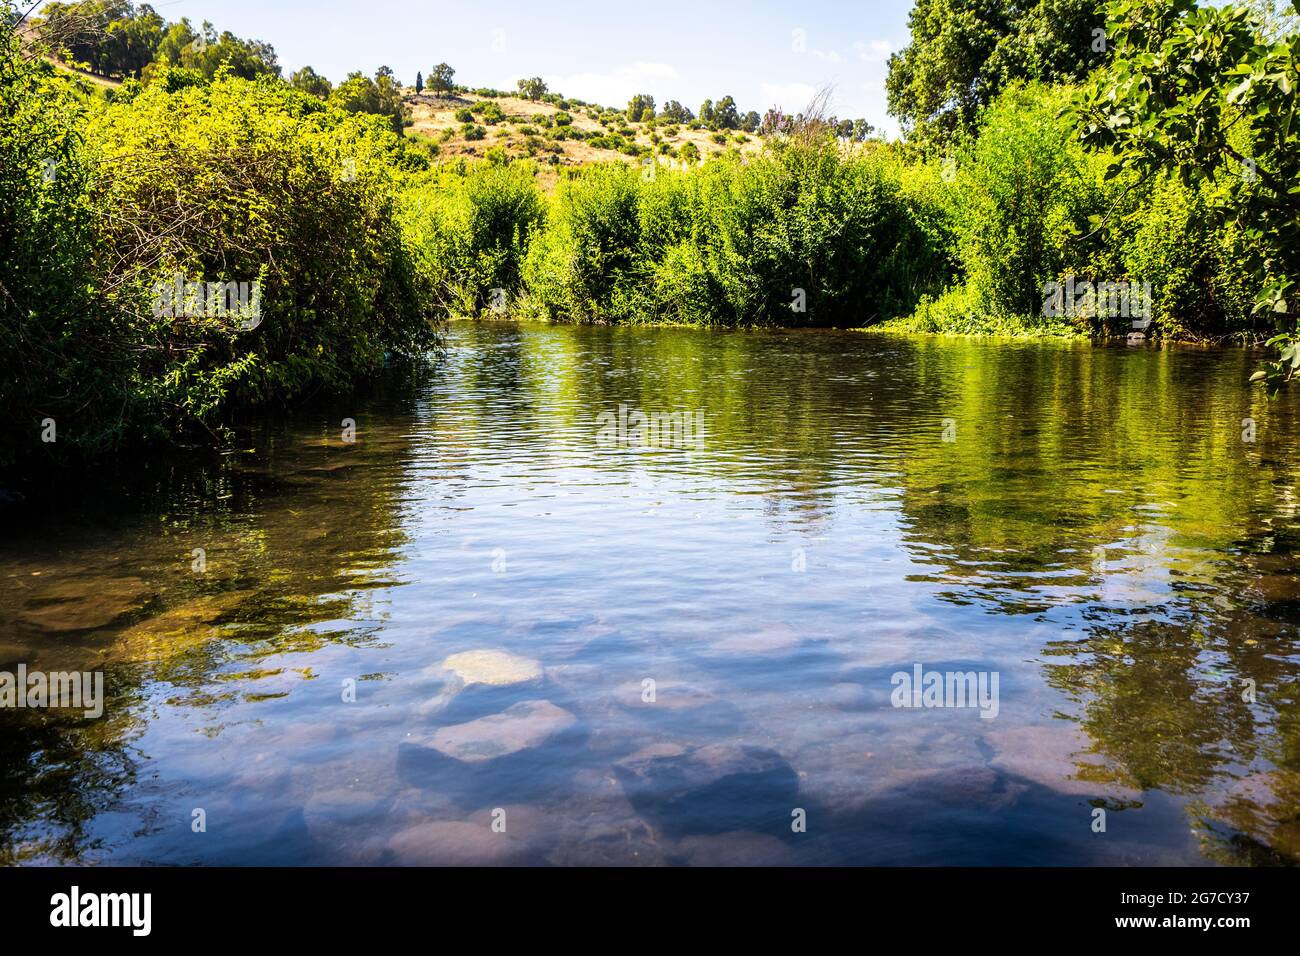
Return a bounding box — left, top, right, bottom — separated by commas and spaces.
328, 67, 408, 134
1074, 0, 1300, 389
517, 75, 547, 100
741, 110, 761, 132
289, 65, 332, 98
627, 93, 655, 122
660, 100, 693, 122
698, 98, 714, 125
428, 62, 455, 94
414, 70, 423, 93
886, 0, 1106, 147
108, 2, 165, 77
714, 95, 740, 129
39, 1, 164, 78
144, 18, 278, 81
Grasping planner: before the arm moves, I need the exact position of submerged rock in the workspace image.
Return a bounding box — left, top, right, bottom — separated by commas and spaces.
425, 700, 577, 763
614, 743, 800, 837
302, 787, 391, 847
986, 724, 1139, 799
419, 648, 545, 716
18, 576, 154, 632
386, 820, 533, 865
441, 649, 543, 688
613, 678, 719, 711
702, 623, 805, 657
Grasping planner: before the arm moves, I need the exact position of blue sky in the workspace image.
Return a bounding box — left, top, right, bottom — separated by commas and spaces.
86, 0, 914, 134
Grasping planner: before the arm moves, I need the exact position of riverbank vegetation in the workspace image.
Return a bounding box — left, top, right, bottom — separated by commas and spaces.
2, 0, 1297, 474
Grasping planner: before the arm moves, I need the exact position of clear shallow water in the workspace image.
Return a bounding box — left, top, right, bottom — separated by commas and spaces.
3, 322, 1300, 865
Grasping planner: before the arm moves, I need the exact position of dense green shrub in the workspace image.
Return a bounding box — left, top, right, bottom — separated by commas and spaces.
327, 68, 407, 134
893, 79, 1264, 339
83, 70, 438, 421
522, 163, 645, 320
402, 162, 545, 315
519, 137, 947, 327
1121, 175, 1255, 341
942, 84, 1103, 323
1, 21, 439, 473
0, 29, 104, 468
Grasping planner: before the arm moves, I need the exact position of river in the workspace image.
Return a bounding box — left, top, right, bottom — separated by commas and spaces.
2, 322, 1298, 865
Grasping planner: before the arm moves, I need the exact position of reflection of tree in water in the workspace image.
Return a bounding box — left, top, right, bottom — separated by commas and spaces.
451, 323, 927, 522
0, 686, 145, 864
1039, 531, 1300, 863
0, 380, 420, 862
1042, 618, 1256, 792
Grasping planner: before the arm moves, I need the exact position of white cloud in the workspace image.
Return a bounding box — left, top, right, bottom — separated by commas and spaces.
759, 82, 819, 113
853, 40, 895, 63
508, 62, 680, 108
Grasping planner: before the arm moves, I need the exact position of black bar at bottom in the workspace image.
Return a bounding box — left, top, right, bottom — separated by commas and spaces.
0, 866, 1286, 941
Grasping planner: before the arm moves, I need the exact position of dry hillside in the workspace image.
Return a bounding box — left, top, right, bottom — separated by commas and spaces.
404, 90, 764, 181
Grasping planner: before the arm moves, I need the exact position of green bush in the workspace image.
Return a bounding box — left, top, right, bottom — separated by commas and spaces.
521, 136, 945, 327
1120, 175, 1255, 341
0, 33, 103, 468
925, 83, 1106, 328
84, 71, 438, 420
0, 39, 439, 472
522, 163, 645, 320
402, 161, 544, 316
898, 79, 1261, 340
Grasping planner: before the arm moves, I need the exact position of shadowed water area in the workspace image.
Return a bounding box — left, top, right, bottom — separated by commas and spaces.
3, 322, 1299, 865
